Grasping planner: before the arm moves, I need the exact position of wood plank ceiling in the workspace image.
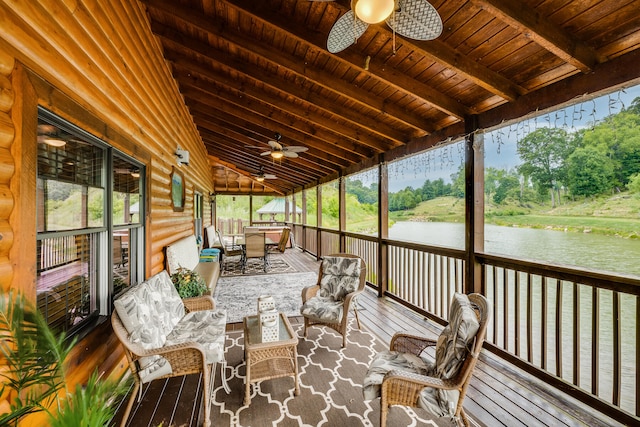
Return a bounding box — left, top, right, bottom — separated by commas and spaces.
140, 0, 640, 195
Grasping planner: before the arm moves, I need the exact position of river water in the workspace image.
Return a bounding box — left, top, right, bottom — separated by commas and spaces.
389, 221, 640, 278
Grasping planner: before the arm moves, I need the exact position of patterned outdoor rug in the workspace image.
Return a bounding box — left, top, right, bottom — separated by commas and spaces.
211, 320, 460, 426
214, 271, 318, 323
221, 256, 297, 277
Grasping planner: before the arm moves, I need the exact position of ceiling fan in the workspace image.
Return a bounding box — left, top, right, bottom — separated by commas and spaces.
251, 166, 277, 182
255, 133, 309, 159
313, 0, 443, 53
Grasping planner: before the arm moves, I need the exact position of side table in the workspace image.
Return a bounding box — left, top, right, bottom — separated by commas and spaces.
243, 312, 299, 405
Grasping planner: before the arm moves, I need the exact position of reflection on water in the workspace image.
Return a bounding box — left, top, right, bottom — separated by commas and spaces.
389, 221, 640, 277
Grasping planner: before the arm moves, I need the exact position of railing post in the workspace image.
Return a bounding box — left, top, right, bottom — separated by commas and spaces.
464, 116, 484, 294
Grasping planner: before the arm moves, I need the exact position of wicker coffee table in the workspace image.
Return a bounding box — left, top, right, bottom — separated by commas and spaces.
243, 312, 299, 405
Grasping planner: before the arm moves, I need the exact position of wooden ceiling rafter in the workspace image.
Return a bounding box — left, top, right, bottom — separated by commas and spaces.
221, 0, 471, 120
209, 157, 286, 194
187, 99, 364, 164
146, 5, 417, 145
139, 0, 640, 195
170, 62, 395, 153
470, 0, 601, 73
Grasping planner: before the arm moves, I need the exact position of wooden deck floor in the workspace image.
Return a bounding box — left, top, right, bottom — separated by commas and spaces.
112, 249, 625, 427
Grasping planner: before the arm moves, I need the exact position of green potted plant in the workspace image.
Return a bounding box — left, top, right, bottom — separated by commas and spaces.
170, 267, 208, 298
0, 292, 129, 426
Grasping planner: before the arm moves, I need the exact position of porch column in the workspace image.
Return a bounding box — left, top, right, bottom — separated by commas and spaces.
339, 174, 346, 252
464, 116, 484, 294
316, 185, 322, 260
301, 189, 307, 250
284, 195, 290, 223
378, 154, 388, 297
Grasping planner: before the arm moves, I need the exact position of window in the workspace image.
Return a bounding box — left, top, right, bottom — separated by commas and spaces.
36, 108, 145, 336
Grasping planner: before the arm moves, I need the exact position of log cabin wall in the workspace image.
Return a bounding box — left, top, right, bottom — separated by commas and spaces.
0, 0, 214, 415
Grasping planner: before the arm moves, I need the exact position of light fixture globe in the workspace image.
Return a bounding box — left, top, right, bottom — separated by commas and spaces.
270, 151, 284, 159
256, 175, 265, 182
353, 0, 395, 24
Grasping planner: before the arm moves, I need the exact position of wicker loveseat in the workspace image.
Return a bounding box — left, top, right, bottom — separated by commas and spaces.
165, 234, 220, 293
111, 270, 228, 427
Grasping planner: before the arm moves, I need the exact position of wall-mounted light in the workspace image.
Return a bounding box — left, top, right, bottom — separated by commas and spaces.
176, 148, 190, 166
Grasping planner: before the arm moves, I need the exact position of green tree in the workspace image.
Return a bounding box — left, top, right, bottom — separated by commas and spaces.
627, 173, 640, 195
566, 146, 614, 196
578, 105, 640, 188
493, 172, 520, 204
517, 128, 575, 207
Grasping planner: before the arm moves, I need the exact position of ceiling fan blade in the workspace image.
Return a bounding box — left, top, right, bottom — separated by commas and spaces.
264, 174, 277, 179
260, 151, 272, 156
327, 10, 368, 53
386, 0, 442, 41
283, 151, 299, 158
268, 140, 282, 150
284, 146, 308, 153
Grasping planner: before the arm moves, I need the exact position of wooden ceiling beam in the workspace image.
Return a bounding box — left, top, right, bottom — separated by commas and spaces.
187, 99, 362, 164
210, 159, 285, 194
198, 127, 330, 181
156, 36, 415, 144
180, 83, 365, 169
470, 0, 600, 73
220, 0, 472, 118
194, 111, 349, 172
171, 65, 393, 153
147, 7, 421, 142
186, 93, 372, 161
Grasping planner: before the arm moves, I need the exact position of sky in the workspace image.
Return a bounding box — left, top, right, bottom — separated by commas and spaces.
374, 83, 640, 193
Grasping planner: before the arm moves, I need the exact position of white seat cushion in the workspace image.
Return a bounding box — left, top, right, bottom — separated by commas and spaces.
165, 309, 227, 364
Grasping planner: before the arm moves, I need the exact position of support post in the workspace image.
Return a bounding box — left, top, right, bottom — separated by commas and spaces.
339, 174, 346, 252
464, 116, 485, 294
316, 185, 322, 260
378, 155, 388, 297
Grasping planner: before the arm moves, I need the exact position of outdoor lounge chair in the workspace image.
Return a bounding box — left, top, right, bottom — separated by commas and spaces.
363, 293, 490, 427
300, 253, 366, 347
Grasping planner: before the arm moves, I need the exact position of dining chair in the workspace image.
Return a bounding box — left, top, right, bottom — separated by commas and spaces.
267, 227, 291, 254
243, 232, 267, 273
216, 230, 244, 272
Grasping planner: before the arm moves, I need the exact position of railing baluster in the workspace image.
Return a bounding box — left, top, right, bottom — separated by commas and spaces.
613, 291, 620, 407
573, 282, 580, 387
542, 276, 548, 370
504, 267, 509, 350
556, 279, 562, 378
592, 286, 599, 396
515, 270, 521, 357
527, 272, 533, 363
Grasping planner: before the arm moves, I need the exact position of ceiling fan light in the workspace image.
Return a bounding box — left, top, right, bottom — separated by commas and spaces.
354, 0, 394, 24
256, 175, 265, 182
271, 151, 284, 159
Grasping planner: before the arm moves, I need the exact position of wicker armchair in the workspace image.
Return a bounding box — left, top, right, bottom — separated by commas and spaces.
363, 293, 490, 427
111, 271, 228, 427
300, 253, 366, 347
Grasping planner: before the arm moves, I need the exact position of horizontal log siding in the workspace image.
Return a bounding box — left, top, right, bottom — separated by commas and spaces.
0, 0, 216, 419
